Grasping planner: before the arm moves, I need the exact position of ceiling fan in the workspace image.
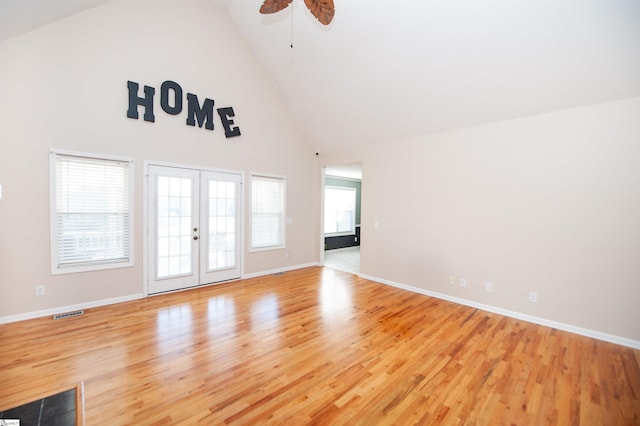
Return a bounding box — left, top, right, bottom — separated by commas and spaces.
260, 0, 335, 25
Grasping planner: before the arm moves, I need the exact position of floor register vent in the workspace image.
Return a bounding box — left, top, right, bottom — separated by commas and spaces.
53, 310, 84, 320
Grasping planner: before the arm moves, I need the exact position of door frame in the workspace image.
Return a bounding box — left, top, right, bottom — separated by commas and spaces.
143, 160, 245, 296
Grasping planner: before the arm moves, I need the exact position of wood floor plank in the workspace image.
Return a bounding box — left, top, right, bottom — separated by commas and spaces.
1, 266, 639, 425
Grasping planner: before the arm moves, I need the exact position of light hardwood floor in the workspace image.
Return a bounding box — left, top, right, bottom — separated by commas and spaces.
1, 267, 639, 425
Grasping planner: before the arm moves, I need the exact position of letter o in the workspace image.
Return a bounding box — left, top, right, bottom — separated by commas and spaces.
160, 80, 183, 115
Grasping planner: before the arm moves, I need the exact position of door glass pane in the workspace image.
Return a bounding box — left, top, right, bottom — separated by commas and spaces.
157, 176, 193, 279
208, 179, 236, 271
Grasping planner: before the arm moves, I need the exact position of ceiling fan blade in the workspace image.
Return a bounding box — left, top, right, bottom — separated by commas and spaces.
260, 0, 293, 14
303, 0, 335, 25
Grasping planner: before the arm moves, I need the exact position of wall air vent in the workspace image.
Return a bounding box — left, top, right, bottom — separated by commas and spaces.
53, 310, 84, 320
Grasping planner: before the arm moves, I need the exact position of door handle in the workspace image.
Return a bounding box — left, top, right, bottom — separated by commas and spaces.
193, 235, 199, 240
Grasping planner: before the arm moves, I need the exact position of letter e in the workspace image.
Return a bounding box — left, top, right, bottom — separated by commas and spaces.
217, 107, 241, 138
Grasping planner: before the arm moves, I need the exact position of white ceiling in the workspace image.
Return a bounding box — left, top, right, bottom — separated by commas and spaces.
224, 0, 640, 154
2, 0, 639, 155
326, 163, 362, 180
0, 0, 115, 42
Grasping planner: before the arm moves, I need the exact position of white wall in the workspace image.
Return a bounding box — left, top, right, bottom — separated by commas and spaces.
325, 97, 640, 344
0, 0, 320, 319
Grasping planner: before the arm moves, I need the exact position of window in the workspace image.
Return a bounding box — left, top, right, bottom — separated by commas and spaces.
50, 150, 133, 273
250, 174, 285, 250
324, 186, 356, 235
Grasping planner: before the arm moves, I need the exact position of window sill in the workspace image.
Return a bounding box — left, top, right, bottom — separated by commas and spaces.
52, 260, 134, 275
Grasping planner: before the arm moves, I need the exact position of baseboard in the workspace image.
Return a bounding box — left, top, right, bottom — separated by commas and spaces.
357, 273, 640, 350
0, 293, 145, 324
242, 262, 321, 280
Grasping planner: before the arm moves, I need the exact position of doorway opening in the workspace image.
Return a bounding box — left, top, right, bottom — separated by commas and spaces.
322, 163, 362, 274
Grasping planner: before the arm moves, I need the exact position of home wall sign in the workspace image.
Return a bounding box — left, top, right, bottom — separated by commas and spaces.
126, 80, 241, 138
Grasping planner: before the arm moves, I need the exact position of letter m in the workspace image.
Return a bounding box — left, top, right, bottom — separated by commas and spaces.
186, 93, 214, 130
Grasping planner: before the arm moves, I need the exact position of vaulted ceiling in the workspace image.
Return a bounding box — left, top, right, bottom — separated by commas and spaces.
2, 0, 639, 154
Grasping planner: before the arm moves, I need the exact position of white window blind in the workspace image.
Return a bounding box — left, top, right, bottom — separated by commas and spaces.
324, 186, 356, 235
251, 174, 285, 250
52, 152, 132, 272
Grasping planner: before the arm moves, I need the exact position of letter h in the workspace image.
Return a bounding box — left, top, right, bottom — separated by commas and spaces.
127, 81, 155, 122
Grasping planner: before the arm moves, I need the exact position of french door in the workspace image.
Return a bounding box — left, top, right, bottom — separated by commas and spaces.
147, 165, 242, 294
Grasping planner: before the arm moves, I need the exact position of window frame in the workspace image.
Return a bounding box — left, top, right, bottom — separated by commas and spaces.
324, 185, 357, 236
249, 173, 286, 252
50, 149, 134, 275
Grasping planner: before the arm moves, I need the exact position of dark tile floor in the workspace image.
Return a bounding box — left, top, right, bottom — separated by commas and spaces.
0, 388, 75, 426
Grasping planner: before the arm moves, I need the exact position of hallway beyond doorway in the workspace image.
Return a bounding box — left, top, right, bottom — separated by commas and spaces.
324, 246, 360, 273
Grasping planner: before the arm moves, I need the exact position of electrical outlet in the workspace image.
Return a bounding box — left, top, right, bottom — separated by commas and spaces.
529, 291, 538, 303
35, 284, 45, 296
448, 275, 455, 286
485, 282, 493, 292
459, 278, 467, 288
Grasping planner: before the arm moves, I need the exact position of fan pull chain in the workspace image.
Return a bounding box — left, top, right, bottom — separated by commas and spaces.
290, 3, 294, 48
